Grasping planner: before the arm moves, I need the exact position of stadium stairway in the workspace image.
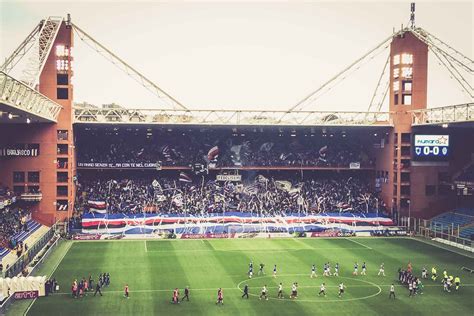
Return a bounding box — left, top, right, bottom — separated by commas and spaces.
0, 219, 45, 261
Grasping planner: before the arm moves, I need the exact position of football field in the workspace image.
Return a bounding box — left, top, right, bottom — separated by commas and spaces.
10, 237, 474, 316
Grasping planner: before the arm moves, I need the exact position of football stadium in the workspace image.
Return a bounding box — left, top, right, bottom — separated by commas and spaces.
0, 2, 473, 316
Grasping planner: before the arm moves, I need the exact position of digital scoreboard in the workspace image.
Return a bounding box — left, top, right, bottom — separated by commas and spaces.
413, 135, 449, 161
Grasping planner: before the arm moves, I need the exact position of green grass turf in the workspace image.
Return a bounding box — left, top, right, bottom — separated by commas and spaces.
11, 237, 474, 316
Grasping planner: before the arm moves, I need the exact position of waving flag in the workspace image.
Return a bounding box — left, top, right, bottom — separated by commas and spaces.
275, 180, 292, 192
256, 175, 269, 184
318, 145, 328, 155
279, 153, 292, 161
207, 146, 219, 161
259, 142, 274, 152
243, 183, 259, 195
172, 193, 184, 207
179, 172, 192, 183
88, 200, 106, 214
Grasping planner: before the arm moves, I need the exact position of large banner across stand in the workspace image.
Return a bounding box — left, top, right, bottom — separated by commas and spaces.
81, 212, 395, 235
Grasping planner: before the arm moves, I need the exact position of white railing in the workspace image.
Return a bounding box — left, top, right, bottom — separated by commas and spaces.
411, 103, 474, 125
73, 106, 392, 126
0, 71, 62, 122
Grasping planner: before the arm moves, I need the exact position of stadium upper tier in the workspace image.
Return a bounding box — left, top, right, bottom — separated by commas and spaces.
76, 126, 385, 169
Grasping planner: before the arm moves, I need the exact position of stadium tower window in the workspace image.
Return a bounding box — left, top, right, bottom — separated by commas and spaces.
393, 54, 400, 66
57, 144, 68, 155
28, 171, 40, 183
57, 87, 68, 99
394, 94, 399, 105
57, 130, 68, 141
57, 185, 68, 197
57, 172, 68, 183
13, 186, 25, 194
57, 73, 68, 85
401, 133, 411, 143
402, 94, 411, 105
13, 171, 25, 183
403, 80, 412, 91
425, 185, 436, 196
393, 80, 400, 92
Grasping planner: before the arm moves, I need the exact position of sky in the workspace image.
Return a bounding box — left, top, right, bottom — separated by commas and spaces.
0, 1, 472, 112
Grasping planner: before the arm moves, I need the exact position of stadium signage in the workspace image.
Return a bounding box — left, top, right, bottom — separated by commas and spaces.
180, 233, 236, 239
77, 162, 158, 168
13, 290, 39, 300
0, 148, 39, 157
414, 135, 449, 146
216, 174, 242, 182
349, 162, 361, 169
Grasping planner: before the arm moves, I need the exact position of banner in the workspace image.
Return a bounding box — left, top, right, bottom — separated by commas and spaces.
81, 212, 396, 235
78, 162, 159, 169
349, 162, 361, 169
0, 147, 39, 157
216, 174, 242, 182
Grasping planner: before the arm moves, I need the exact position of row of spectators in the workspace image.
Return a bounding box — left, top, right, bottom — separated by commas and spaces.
76, 128, 377, 167
76, 174, 386, 215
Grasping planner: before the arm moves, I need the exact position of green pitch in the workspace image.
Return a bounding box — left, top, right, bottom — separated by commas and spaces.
10, 237, 474, 316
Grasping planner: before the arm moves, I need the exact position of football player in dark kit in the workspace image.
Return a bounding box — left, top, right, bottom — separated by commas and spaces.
242, 284, 249, 299
94, 282, 102, 296
182, 286, 190, 301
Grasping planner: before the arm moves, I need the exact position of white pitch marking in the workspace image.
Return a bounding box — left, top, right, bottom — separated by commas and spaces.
345, 238, 373, 249
26, 241, 73, 315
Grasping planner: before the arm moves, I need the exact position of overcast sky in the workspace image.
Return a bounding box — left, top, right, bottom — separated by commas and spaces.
0, 1, 472, 111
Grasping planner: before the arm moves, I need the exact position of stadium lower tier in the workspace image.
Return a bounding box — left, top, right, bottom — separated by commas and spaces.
81, 212, 396, 235
0, 219, 42, 259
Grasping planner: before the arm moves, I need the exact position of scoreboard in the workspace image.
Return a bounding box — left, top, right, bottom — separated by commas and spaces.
413, 134, 449, 161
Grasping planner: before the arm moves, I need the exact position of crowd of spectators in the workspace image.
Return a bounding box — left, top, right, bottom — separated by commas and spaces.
0, 186, 31, 251
75, 173, 386, 216
0, 206, 30, 250
76, 127, 377, 168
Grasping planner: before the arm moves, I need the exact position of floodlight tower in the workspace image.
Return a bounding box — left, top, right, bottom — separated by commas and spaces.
378, 2, 452, 223
0, 16, 75, 224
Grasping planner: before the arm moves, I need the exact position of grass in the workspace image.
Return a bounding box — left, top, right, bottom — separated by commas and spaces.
10, 237, 474, 316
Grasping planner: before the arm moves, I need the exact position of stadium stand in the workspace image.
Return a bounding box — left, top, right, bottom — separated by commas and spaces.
75, 174, 385, 216
455, 164, 474, 182
76, 127, 377, 168
429, 210, 474, 236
